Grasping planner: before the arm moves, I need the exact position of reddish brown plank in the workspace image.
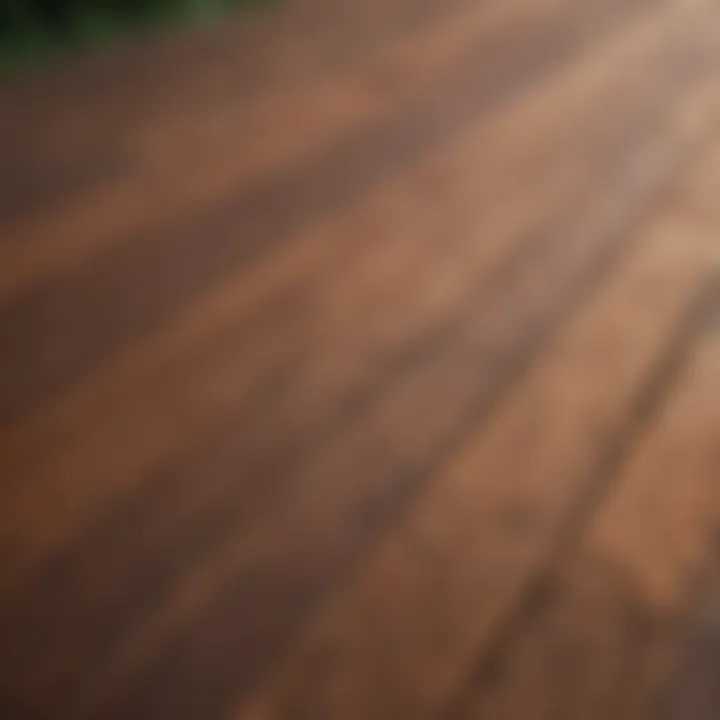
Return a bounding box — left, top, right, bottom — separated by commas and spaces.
229, 122, 720, 720
455, 289, 720, 720
0, 1, 719, 719
0, 0, 695, 595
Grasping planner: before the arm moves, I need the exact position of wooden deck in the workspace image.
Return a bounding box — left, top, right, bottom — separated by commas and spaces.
1, 0, 720, 718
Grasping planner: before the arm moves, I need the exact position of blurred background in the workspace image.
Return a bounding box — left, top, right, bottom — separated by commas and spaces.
1, 1, 720, 719
0, 0, 267, 68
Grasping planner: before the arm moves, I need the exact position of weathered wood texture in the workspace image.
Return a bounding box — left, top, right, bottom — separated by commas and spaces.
1, 0, 720, 718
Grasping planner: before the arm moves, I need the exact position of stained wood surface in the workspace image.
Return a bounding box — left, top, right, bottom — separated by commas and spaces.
1, 0, 720, 718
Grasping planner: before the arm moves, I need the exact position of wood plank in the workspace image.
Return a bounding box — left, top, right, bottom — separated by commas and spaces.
0, 0, 569, 300
2, 16, 706, 717
228, 127, 720, 720
0, 0, 667, 434
71, 75, 720, 720
0, 0, 493, 235
1, 23, 716, 720
0, 0, 697, 594
0, 2, 719, 720
0, 0, 473, 150
666, 543, 720, 720
453, 288, 720, 720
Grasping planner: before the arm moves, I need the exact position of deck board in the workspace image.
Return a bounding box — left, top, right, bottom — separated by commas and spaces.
455, 281, 720, 720
1, 0, 720, 718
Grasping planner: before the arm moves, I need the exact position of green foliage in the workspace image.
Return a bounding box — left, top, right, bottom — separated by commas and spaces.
0, 0, 266, 68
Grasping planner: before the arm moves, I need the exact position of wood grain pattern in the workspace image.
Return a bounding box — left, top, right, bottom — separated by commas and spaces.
1, 0, 720, 718
231, 133, 720, 720
453, 289, 720, 720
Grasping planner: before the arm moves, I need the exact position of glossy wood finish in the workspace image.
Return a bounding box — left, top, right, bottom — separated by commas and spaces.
1, 0, 720, 718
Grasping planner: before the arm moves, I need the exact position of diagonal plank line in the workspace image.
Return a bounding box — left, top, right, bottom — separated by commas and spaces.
442, 276, 720, 720
70, 58, 720, 720
0, 0, 655, 428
